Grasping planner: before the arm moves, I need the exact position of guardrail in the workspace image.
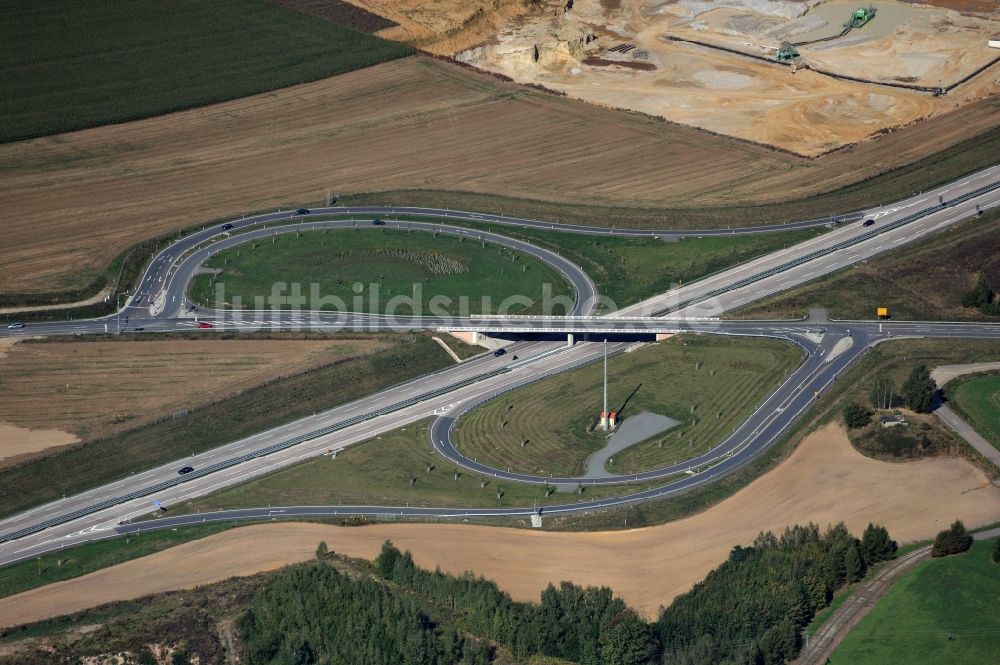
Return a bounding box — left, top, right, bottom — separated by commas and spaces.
0, 362, 520, 543
653, 181, 1000, 316
468, 314, 720, 322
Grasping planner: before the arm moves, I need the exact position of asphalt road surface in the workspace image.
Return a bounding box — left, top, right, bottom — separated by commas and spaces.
0, 165, 998, 567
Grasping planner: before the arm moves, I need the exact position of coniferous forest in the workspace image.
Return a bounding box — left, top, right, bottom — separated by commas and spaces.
237, 521, 897, 665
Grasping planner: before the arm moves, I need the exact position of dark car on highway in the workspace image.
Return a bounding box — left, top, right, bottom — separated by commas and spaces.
372, 218, 385, 226
862, 219, 876, 227
222, 223, 234, 230
177, 466, 194, 475
493, 348, 506, 357
296, 208, 310, 215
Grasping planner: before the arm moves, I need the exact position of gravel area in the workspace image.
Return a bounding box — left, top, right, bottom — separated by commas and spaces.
584, 411, 680, 478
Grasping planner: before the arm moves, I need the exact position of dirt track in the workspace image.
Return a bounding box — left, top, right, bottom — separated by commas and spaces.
2, 55, 998, 295
3, 421, 998, 627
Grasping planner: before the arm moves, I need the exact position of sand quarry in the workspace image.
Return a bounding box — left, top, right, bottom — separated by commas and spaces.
4, 421, 998, 627
447, 0, 1000, 155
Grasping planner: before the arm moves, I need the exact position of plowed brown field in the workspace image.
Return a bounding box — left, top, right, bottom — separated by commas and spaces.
4, 421, 997, 627
2, 56, 997, 295
0, 337, 390, 463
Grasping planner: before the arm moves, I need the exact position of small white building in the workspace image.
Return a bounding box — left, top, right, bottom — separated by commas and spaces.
989, 39, 1000, 49
880, 414, 909, 429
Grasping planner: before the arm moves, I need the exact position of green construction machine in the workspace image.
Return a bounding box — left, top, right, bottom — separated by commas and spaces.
844, 5, 876, 29
775, 41, 799, 62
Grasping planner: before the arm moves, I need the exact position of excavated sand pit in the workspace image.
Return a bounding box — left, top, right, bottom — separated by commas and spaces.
450, 0, 999, 155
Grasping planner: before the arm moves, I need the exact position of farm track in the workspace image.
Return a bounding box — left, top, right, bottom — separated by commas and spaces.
795, 545, 932, 664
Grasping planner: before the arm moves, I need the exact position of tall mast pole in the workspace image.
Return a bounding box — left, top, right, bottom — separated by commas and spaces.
603, 339, 608, 430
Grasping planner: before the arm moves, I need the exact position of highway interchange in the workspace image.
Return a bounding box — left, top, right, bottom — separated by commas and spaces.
0, 164, 999, 567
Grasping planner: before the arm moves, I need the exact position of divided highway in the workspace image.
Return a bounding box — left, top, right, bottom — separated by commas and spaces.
0, 164, 999, 567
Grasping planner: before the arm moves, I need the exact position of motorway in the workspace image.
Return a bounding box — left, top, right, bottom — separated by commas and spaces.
0, 165, 998, 566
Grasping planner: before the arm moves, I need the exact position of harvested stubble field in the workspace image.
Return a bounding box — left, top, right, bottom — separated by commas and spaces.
4, 419, 999, 627
0, 334, 464, 519
734, 208, 1000, 321
454, 334, 802, 476
0, 336, 392, 465
2, 55, 998, 297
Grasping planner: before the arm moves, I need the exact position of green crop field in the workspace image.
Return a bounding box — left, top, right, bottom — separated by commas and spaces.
0, 0, 413, 143
169, 419, 668, 515
830, 537, 1000, 665
453, 334, 802, 477
948, 372, 1000, 451
189, 228, 575, 315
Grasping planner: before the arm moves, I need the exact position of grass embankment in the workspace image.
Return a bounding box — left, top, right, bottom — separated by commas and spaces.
0, 523, 236, 600
734, 209, 1000, 321
453, 335, 802, 477
830, 536, 1000, 665
0, 0, 413, 143
169, 419, 663, 517
805, 585, 854, 637
947, 372, 1000, 452
545, 338, 1000, 531
0, 335, 463, 519
436, 220, 823, 312
189, 227, 574, 315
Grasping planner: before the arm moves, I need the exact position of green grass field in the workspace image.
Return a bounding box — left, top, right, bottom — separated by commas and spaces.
948, 372, 1000, 451
735, 208, 1000, 321
805, 585, 853, 637
189, 228, 574, 315
830, 537, 1000, 665
169, 419, 668, 515
431, 220, 824, 312
0, 334, 462, 519
1, 0, 413, 143
545, 338, 1000, 531
453, 335, 802, 477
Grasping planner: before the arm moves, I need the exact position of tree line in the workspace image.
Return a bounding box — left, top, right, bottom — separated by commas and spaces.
961, 275, 1000, 316
843, 364, 938, 429
237, 522, 897, 665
